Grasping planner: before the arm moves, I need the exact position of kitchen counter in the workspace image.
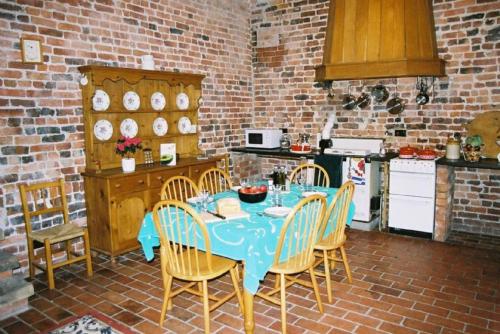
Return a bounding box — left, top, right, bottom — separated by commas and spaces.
436, 157, 500, 170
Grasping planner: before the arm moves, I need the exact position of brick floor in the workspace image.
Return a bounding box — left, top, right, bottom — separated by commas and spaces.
1, 230, 499, 333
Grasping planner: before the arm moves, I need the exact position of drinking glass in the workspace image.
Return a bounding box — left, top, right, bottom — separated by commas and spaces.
200, 190, 210, 212
272, 184, 283, 207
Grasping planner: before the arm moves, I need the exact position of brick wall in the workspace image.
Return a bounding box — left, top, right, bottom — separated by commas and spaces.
0, 1, 254, 264
251, 0, 499, 235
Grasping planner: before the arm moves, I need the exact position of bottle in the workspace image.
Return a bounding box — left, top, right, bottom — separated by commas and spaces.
446, 135, 460, 160
279, 129, 292, 150
278, 166, 287, 187
272, 166, 279, 185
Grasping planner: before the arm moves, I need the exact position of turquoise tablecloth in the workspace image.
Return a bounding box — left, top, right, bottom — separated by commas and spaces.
138, 185, 354, 294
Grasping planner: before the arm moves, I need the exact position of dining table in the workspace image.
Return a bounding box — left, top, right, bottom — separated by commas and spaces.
138, 184, 355, 333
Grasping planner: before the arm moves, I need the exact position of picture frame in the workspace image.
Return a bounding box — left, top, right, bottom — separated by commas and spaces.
20, 37, 43, 64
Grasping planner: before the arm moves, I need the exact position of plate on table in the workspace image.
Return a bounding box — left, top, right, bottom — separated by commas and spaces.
176, 92, 189, 110
120, 118, 138, 138
264, 206, 292, 218
302, 191, 327, 198
231, 186, 242, 192
178, 116, 192, 134
187, 196, 214, 205
123, 91, 140, 111
93, 120, 113, 141
92, 89, 110, 111
153, 117, 168, 136
151, 92, 166, 111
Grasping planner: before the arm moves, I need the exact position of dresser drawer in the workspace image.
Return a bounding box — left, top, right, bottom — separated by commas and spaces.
150, 168, 189, 189
109, 175, 148, 194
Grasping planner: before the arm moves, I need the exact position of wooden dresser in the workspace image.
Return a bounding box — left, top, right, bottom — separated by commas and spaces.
78, 65, 225, 259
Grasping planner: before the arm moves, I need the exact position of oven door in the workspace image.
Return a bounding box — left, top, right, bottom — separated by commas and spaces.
389, 171, 435, 198
388, 194, 435, 233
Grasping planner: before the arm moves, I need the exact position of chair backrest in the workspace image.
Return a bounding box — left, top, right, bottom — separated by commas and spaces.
273, 195, 326, 271
152, 199, 213, 277
19, 179, 69, 234
318, 181, 355, 244
289, 163, 330, 187
160, 175, 200, 202
197, 168, 233, 195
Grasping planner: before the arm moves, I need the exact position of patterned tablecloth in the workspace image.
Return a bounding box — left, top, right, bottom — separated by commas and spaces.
138, 185, 354, 294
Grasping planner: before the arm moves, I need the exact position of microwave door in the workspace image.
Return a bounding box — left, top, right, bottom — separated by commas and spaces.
248, 133, 263, 145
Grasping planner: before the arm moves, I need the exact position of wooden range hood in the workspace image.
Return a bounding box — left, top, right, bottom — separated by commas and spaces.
315, 0, 445, 82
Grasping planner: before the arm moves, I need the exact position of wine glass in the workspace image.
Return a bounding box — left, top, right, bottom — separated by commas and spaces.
200, 190, 210, 212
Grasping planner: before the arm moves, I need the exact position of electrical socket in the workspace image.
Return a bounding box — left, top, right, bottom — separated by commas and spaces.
395, 129, 407, 137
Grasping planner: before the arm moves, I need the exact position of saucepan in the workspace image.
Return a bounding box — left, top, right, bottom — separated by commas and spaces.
386, 93, 406, 115
342, 85, 357, 110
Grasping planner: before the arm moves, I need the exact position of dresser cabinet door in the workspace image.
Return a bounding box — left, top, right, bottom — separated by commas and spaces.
111, 192, 148, 253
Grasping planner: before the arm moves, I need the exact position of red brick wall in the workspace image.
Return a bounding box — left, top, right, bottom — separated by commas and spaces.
0, 1, 253, 260
251, 0, 499, 235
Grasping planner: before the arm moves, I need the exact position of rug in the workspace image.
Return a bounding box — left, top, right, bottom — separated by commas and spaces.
43, 310, 135, 334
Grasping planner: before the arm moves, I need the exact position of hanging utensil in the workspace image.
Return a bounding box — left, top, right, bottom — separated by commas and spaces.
356, 85, 371, 109
371, 84, 389, 103
386, 90, 406, 115
342, 85, 357, 110
415, 77, 429, 105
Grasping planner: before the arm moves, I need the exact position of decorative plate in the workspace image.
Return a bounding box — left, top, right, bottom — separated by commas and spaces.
151, 92, 166, 111
176, 92, 189, 110
92, 90, 110, 111
153, 117, 168, 136
120, 118, 138, 138
93, 120, 113, 141
177, 116, 192, 134
123, 91, 140, 111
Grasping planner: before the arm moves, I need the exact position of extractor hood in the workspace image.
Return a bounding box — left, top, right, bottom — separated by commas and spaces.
315, 0, 445, 82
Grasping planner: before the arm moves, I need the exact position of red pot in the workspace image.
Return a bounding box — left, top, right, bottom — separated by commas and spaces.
399, 146, 416, 158
417, 148, 436, 160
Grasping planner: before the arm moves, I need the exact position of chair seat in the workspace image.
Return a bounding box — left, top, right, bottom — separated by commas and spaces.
269, 253, 316, 275
315, 233, 347, 250
29, 223, 86, 244
168, 249, 237, 281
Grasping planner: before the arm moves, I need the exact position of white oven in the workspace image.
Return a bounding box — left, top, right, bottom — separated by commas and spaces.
389, 158, 436, 234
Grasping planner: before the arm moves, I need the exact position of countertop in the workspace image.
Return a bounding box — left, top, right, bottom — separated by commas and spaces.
436, 157, 500, 170
231, 147, 397, 162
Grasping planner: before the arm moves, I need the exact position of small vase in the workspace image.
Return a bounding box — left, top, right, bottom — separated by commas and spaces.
121, 158, 135, 173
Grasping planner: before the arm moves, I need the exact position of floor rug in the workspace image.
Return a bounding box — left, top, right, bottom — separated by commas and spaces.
43, 310, 135, 334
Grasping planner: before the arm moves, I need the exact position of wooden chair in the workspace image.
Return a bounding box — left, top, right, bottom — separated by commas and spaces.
197, 167, 233, 195
152, 200, 244, 333
289, 163, 330, 187
313, 181, 355, 303
18, 179, 93, 289
256, 195, 326, 334
160, 175, 199, 202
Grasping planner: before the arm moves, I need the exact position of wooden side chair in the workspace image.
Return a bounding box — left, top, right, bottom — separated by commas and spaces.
313, 180, 355, 303
160, 175, 199, 202
152, 200, 244, 334
197, 167, 233, 195
289, 163, 330, 187
256, 195, 326, 334
18, 178, 93, 289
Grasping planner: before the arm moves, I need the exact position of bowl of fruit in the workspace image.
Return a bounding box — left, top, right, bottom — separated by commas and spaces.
238, 184, 268, 203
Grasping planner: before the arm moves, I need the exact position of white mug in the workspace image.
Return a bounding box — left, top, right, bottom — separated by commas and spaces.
497, 152, 500, 163
141, 55, 154, 70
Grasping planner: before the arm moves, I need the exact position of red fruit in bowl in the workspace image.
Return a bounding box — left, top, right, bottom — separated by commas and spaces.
249, 186, 258, 193
259, 185, 268, 192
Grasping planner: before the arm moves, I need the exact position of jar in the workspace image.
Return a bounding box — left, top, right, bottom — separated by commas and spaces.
446, 137, 460, 160
280, 130, 291, 150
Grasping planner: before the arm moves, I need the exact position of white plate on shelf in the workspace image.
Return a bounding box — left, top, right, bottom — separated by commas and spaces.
123, 91, 140, 111
176, 92, 189, 110
151, 92, 166, 111
302, 191, 327, 198
264, 206, 292, 218
93, 120, 113, 141
120, 118, 138, 138
92, 90, 110, 111
153, 117, 168, 136
178, 116, 192, 134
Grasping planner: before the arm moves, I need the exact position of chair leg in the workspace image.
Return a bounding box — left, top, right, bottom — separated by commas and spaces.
323, 249, 333, 303
229, 267, 244, 314
44, 239, 55, 289
280, 273, 287, 334
274, 273, 280, 289
202, 280, 210, 334
27, 238, 35, 279
66, 240, 71, 262
83, 230, 93, 277
339, 246, 352, 284
159, 274, 173, 326
309, 267, 324, 313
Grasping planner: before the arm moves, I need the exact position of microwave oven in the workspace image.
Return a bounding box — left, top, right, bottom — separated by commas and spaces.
245, 128, 282, 149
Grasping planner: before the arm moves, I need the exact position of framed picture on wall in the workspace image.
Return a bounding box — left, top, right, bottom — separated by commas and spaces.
20, 37, 43, 64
